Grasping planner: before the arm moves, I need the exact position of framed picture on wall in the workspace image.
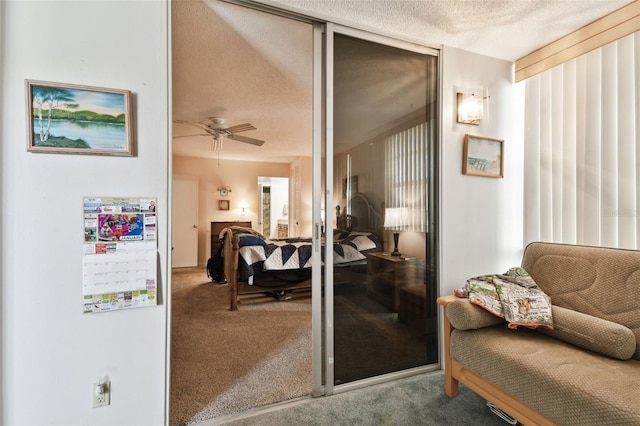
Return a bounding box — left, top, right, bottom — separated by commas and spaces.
26, 80, 133, 156
342, 175, 358, 198
218, 200, 230, 211
462, 134, 504, 178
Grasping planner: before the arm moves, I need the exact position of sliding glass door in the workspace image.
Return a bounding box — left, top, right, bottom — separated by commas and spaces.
317, 24, 439, 393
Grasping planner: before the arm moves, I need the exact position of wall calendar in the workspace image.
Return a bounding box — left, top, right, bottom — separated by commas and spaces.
82, 196, 157, 313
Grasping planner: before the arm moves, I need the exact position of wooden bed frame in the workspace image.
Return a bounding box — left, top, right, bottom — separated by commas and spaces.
223, 192, 384, 311
222, 229, 311, 310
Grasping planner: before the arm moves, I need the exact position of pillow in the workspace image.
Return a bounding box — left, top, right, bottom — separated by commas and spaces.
537, 305, 636, 360
446, 298, 505, 330
237, 233, 267, 247
333, 229, 350, 240
344, 235, 377, 251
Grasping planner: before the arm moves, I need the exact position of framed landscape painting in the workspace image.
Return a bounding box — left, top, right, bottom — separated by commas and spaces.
26, 80, 133, 156
463, 134, 504, 178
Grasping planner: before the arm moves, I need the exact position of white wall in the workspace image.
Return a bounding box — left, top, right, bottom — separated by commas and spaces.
1, 1, 169, 425
439, 47, 525, 296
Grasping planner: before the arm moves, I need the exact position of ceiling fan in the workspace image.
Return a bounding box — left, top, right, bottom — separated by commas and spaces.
173, 117, 266, 151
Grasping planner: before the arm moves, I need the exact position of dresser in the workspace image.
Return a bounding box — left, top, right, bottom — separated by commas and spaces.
366, 252, 426, 311
210, 221, 251, 257
277, 219, 289, 238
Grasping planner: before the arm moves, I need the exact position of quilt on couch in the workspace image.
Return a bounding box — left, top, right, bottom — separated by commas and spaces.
455, 267, 554, 329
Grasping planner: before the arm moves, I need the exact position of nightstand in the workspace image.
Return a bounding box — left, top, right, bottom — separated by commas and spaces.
366, 252, 426, 311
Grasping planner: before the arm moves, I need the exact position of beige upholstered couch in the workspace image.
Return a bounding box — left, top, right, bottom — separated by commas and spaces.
437, 242, 640, 425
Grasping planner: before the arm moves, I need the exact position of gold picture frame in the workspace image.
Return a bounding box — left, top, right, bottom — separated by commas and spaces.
463, 134, 504, 178
26, 80, 133, 156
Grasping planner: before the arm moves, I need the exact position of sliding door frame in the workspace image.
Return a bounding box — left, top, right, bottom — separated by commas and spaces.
322, 23, 440, 396
311, 21, 324, 397
221, 0, 442, 399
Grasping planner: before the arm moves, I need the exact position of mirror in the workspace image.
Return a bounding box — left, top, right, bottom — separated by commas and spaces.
258, 176, 289, 238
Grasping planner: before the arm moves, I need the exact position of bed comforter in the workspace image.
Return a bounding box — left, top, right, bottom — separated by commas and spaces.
232, 231, 382, 281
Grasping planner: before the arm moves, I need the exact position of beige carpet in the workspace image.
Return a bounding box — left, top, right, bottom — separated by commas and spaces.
170, 267, 312, 426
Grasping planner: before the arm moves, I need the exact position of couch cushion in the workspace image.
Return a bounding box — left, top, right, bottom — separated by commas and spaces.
522, 242, 640, 360
451, 327, 640, 425
538, 305, 636, 360
446, 298, 504, 330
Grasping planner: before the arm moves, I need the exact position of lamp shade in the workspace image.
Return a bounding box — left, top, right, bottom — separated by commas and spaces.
457, 89, 484, 125
383, 207, 408, 230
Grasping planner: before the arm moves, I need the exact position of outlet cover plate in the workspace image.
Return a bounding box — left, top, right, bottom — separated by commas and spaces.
93, 381, 111, 408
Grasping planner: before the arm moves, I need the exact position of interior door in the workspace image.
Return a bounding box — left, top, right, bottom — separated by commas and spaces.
171, 174, 199, 268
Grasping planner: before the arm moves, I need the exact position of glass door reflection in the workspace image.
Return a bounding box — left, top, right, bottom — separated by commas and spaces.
329, 32, 439, 385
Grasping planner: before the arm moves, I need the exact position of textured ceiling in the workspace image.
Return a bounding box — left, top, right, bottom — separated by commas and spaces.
172, 0, 313, 163
262, 0, 633, 62
171, 0, 632, 162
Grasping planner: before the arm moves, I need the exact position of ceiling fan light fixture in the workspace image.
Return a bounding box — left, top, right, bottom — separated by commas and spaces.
211, 135, 223, 151
206, 117, 228, 130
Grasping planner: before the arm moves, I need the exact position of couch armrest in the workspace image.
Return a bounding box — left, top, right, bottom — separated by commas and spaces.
437, 295, 459, 397
445, 297, 505, 330
436, 294, 456, 305
437, 295, 504, 398
436, 294, 457, 307
438, 294, 557, 425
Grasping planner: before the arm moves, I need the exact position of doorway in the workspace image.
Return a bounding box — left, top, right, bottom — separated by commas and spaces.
258, 176, 289, 239
170, 0, 440, 423
170, 1, 315, 424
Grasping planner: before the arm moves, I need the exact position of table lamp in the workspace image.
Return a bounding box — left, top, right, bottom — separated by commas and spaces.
384, 207, 408, 256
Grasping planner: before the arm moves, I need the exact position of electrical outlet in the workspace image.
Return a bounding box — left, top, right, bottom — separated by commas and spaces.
92, 381, 111, 408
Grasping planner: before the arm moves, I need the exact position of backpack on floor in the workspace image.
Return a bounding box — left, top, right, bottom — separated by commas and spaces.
206, 245, 225, 283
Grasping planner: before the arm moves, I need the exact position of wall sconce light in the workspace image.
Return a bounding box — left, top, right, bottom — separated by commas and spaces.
384, 207, 408, 256
217, 186, 231, 196
457, 89, 489, 125
239, 201, 248, 215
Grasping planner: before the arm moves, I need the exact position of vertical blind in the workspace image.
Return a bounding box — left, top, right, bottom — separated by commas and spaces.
385, 122, 428, 232
524, 32, 640, 249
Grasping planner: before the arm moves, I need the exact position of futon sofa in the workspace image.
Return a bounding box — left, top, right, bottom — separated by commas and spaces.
438, 242, 640, 425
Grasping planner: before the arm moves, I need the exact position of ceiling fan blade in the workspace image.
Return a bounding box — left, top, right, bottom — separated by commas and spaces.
227, 134, 265, 146
173, 120, 211, 132
224, 123, 256, 134
172, 133, 210, 139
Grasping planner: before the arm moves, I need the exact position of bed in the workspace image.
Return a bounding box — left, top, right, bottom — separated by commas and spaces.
222, 192, 384, 310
